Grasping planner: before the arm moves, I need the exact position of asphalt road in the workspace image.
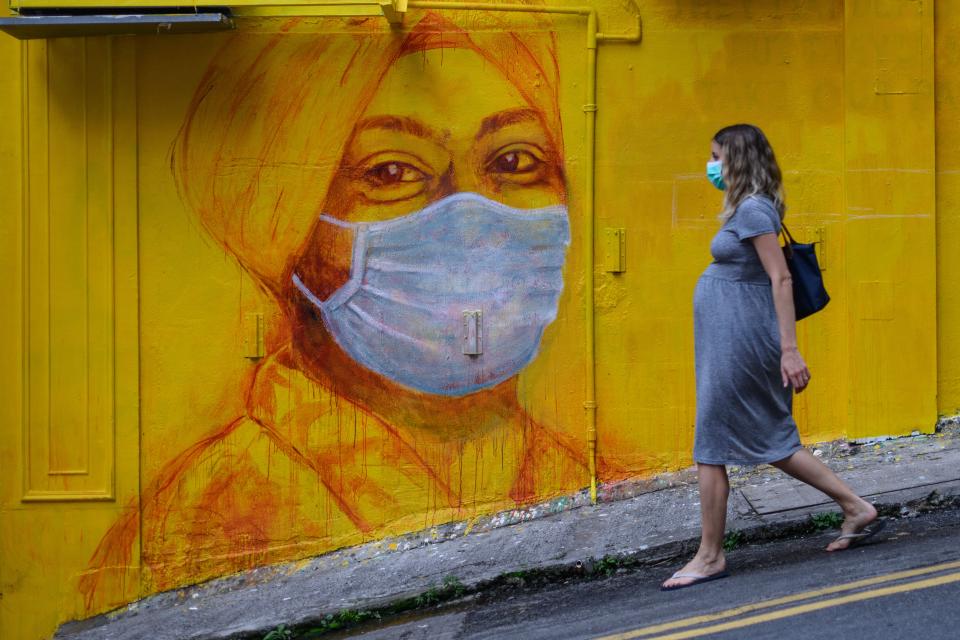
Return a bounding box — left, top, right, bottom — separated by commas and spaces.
331, 508, 960, 640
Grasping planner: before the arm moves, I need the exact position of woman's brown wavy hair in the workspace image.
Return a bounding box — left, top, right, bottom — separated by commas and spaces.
713, 124, 785, 221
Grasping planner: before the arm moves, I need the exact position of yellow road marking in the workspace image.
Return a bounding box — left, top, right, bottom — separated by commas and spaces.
643, 571, 960, 640
596, 559, 960, 640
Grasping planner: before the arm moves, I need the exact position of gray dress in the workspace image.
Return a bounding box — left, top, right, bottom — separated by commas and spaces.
692, 195, 803, 466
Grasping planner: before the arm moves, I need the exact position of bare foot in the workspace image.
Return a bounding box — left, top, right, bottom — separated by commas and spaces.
826, 499, 878, 552
661, 552, 727, 589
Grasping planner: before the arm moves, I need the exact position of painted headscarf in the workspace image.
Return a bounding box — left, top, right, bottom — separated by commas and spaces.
174, 4, 563, 295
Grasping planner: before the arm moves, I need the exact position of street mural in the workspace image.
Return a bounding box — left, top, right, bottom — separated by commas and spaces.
79, 10, 616, 611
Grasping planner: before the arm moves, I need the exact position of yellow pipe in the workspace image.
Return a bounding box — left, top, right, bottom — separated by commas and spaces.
407, 1, 639, 504
584, 7, 599, 504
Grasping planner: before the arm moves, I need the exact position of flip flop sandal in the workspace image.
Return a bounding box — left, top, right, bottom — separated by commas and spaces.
660, 570, 730, 592
829, 517, 887, 550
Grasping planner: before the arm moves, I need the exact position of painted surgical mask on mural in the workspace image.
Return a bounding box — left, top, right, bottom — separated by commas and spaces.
293, 192, 570, 396
706, 160, 726, 191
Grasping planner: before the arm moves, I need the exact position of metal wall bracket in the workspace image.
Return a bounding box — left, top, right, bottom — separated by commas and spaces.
243, 312, 265, 360
380, 0, 408, 25
603, 227, 626, 273
462, 310, 483, 356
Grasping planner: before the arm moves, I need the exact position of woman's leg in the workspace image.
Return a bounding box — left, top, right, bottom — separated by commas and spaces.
661, 463, 729, 588
771, 448, 878, 551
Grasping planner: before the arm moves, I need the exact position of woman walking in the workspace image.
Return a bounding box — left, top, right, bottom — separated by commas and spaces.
661, 124, 883, 591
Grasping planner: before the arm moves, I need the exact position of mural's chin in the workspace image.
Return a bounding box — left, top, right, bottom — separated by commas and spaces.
319, 316, 540, 399
382, 365, 523, 399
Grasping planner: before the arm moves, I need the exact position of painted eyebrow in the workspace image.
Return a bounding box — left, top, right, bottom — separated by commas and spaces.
476, 108, 541, 140
354, 115, 443, 142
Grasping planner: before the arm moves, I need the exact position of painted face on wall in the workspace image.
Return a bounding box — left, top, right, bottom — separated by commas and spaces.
291, 47, 570, 397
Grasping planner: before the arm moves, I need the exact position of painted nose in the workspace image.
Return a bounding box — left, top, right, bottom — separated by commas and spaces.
433, 161, 484, 199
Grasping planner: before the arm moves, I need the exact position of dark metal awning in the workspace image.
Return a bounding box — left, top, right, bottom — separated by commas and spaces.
0, 12, 234, 39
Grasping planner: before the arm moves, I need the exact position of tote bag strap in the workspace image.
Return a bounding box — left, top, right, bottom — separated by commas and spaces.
780, 221, 797, 259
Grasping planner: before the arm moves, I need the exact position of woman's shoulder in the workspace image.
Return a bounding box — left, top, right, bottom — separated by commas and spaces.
736, 193, 778, 214
730, 194, 781, 239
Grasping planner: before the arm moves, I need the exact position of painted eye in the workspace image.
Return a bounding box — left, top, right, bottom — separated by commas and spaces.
365, 161, 427, 186
489, 149, 541, 174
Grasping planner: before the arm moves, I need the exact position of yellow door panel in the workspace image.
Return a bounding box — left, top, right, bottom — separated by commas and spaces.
22, 37, 116, 501
843, 0, 937, 438
0, 36, 140, 639
935, 0, 960, 414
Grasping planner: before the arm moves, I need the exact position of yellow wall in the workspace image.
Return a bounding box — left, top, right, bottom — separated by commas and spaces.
937, 0, 960, 415
0, 1, 951, 638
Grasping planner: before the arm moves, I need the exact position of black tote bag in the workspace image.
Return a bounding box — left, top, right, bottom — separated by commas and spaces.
781, 223, 829, 320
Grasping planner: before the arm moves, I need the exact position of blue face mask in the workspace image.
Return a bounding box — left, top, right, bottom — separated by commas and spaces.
706, 160, 725, 191
293, 192, 570, 397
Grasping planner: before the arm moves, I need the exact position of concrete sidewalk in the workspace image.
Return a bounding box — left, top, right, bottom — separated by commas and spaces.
56, 419, 960, 640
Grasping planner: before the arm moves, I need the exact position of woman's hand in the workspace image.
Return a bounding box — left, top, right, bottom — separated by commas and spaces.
781, 347, 811, 392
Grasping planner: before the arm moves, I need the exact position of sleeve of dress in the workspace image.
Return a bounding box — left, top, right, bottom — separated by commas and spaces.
732, 196, 781, 240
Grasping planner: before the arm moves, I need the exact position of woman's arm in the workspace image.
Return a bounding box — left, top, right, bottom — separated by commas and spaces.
752, 233, 811, 393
